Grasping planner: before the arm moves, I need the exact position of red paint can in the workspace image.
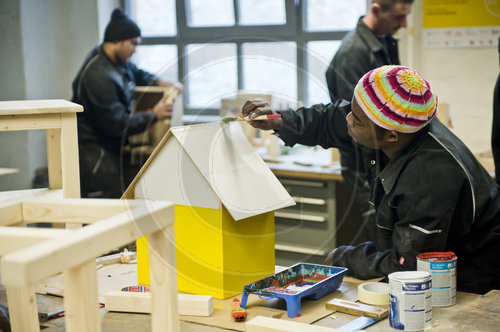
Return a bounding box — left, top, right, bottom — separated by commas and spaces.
416, 252, 457, 307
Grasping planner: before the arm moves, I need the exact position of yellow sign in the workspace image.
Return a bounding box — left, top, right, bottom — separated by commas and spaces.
423, 0, 500, 28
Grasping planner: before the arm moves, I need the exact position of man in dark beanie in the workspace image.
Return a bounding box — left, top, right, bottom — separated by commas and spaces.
72, 8, 182, 198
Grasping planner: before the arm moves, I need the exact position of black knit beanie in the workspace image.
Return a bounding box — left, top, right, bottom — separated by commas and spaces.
104, 8, 141, 42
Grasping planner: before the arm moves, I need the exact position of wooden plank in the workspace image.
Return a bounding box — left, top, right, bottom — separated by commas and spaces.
436, 290, 500, 330
63, 260, 100, 332
246, 316, 342, 332
1, 200, 174, 287
149, 226, 180, 332
5, 285, 40, 332
21, 198, 143, 224
0, 113, 62, 131
0, 188, 62, 203
0, 226, 68, 255
104, 291, 213, 316
0, 99, 82, 115
60, 112, 80, 200
0, 200, 23, 226
325, 298, 388, 320
96, 251, 136, 265
0, 167, 20, 176
46, 128, 63, 190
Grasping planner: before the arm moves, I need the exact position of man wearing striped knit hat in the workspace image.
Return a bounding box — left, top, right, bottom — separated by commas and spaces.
242, 65, 500, 294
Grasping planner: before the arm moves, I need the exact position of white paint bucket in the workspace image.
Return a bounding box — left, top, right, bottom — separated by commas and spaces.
388, 271, 432, 331
417, 252, 457, 307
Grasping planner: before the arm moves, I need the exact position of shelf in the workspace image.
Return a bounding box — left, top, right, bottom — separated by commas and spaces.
275, 211, 325, 223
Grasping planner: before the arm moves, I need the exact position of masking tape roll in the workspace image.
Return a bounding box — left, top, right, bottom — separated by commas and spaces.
358, 282, 389, 306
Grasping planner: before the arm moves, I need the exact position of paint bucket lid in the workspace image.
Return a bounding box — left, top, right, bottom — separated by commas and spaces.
416, 251, 456, 261
388, 271, 430, 281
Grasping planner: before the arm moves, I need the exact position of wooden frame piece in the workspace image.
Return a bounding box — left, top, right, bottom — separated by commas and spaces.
0, 100, 82, 199
104, 291, 213, 316
0, 197, 179, 332
246, 316, 342, 332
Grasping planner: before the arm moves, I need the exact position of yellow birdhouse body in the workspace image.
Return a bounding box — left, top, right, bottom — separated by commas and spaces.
124, 122, 294, 299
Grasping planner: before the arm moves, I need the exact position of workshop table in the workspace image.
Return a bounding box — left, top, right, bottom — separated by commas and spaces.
0, 265, 490, 332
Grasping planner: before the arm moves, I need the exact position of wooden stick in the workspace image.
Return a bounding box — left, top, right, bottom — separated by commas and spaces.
104, 291, 213, 316
63, 260, 100, 332
95, 251, 136, 265
6, 285, 40, 332
149, 226, 180, 332
325, 298, 388, 320
246, 316, 342, 332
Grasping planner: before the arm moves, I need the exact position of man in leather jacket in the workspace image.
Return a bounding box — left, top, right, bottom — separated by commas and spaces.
243, 66, 500, 294
72, 8, 182, 198
326, 0, 414, 241
491, 37, 500, 185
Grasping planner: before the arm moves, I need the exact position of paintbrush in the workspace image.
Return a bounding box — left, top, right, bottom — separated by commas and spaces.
221, 114, 281, 123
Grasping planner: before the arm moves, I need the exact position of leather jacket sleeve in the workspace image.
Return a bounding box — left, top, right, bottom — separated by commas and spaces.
276, 100, 354, 152
79, 68, 157, 139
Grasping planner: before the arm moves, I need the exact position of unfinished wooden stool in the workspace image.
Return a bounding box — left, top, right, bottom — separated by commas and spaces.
0, 99, 82, 200
0, 197, 178, 332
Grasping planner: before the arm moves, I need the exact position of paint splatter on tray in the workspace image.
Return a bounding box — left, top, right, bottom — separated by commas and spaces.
241, 263, 348, 318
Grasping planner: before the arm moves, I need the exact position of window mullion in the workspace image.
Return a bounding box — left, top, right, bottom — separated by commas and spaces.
233, 0, 239, 25
297, 41, 306, 106
177, 0, 188, 106
237, 42, 243, 91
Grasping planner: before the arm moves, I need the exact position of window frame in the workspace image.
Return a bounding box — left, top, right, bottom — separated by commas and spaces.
126, 0, 364, 116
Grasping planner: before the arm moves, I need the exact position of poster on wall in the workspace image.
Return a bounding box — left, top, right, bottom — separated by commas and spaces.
423, 0, 500, 48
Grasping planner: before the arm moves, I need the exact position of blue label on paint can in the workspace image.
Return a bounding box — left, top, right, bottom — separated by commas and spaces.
390, 294, 405, 330
389, 271, 433, 330
402, 280, 431, 292
430, 261, 456, 270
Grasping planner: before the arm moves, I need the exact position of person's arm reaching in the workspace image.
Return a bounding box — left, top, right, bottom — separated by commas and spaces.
326, 157, 467, 279
242, 99, 354, 151
80, 70, 157, 138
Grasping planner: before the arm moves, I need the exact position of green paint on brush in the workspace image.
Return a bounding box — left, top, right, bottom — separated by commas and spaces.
221, 114, 281, 123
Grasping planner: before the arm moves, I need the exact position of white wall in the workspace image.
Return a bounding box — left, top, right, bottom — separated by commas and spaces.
0, 0, 31, 190
1, 0, 498, 190
0, 0, 102, 191
399, 0, 499, 154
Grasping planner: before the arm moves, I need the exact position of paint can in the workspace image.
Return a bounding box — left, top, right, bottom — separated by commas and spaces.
388, 271, 432, 331
416, 251, 457, 307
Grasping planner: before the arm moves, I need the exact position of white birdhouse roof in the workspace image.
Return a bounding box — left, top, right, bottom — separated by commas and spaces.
124, 122, 294, 221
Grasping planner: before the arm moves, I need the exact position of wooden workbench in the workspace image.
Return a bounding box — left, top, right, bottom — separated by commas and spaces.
260, 146, 343, 181
0, 265, 493, 332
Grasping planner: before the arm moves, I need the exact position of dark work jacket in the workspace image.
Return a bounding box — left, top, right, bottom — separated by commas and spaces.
326, 17, 400, 103
493, 73, 500, 184
72, 45, 158, 153
491, 38, 500, 185
276, 102, 500, 294
325, 17, 400, 213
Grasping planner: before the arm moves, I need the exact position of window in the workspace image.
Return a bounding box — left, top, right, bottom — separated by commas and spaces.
306, 41, 341, 104
242, 42, 297, 103
305, 0, 366, 32
186, 43, 237, 108
133, 45, 178, 82
238, 0, 286, 26
130, 0, 177, 36
187, 0, 235, 27
127, 0, 367, 116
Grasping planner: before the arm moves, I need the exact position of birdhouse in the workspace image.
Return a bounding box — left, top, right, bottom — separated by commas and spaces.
123, 122, 294, 299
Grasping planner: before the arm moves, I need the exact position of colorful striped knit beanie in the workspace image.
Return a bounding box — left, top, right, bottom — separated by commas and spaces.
353, 65, 438, 133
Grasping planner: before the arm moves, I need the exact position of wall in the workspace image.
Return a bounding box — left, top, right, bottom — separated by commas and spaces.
1, 0, 498, 190
0, 0, 109, 191
400, 0, 499, 154
0, 0, 30, 190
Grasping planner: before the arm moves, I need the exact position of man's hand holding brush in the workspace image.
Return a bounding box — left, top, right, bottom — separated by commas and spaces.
241, 100, 283, 131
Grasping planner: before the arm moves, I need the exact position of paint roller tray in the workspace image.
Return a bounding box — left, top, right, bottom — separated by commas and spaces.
240, 263, 348, 318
